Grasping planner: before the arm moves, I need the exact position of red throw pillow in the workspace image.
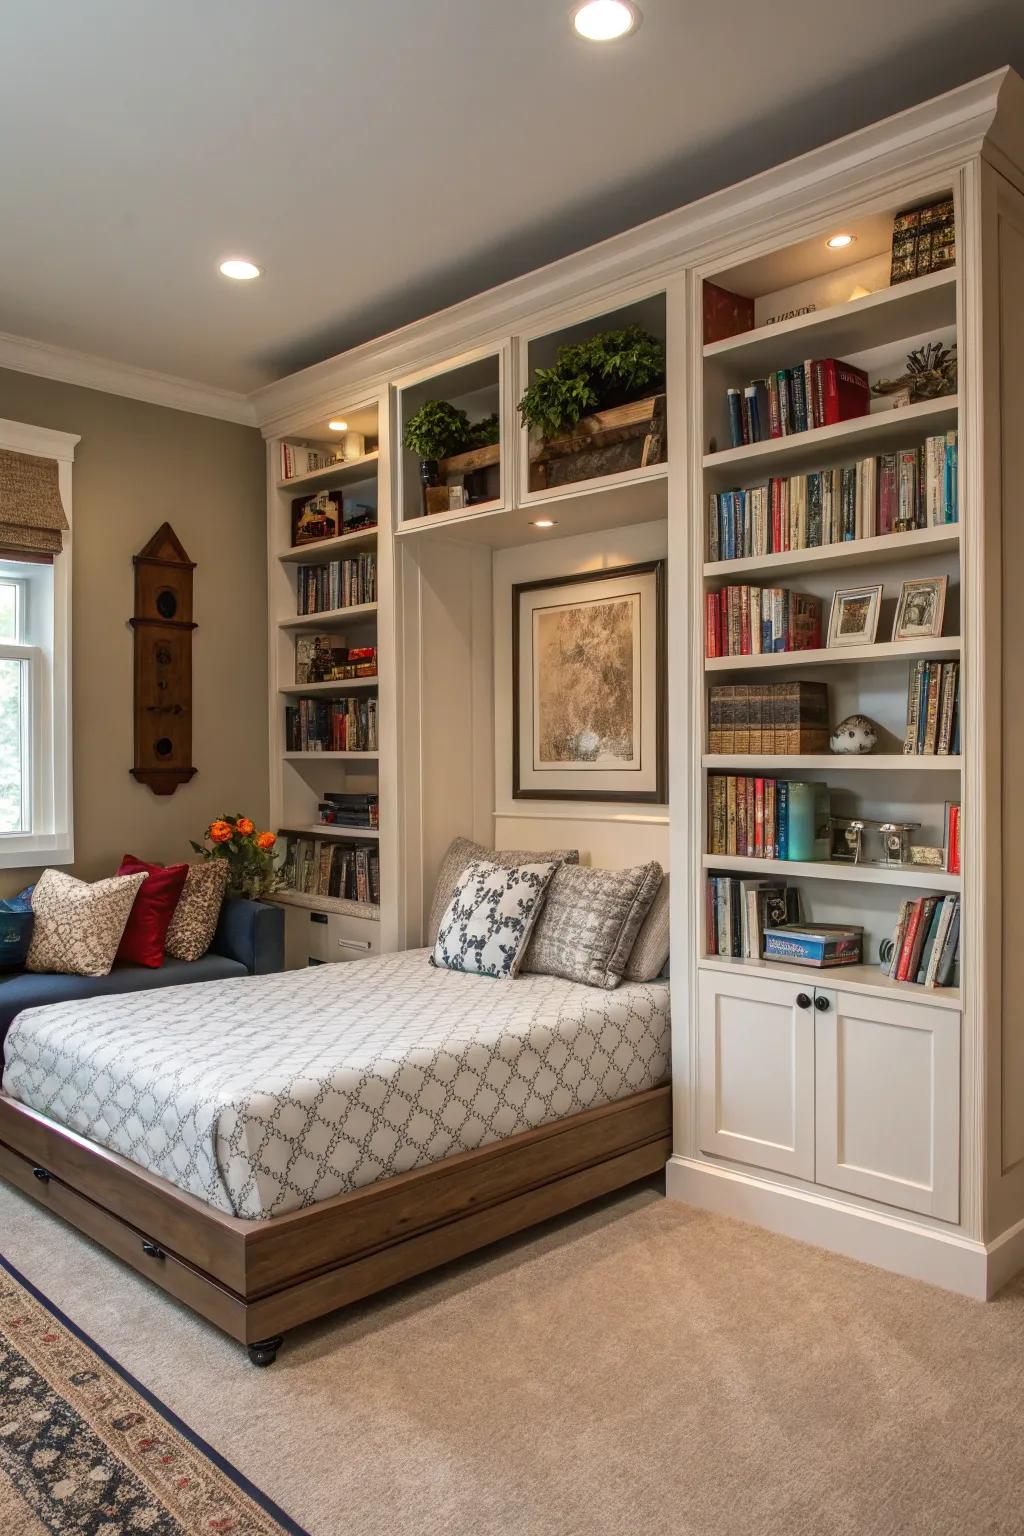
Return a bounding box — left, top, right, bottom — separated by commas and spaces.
115, 854, 190, 968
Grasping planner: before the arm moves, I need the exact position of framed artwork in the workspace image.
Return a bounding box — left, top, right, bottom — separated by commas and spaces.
512, 560, 666, 803
826, 584, 883, 648
291, 490, 340, 547
892, 576, 947, 640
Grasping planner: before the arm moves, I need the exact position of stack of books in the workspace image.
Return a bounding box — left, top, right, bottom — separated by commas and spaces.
705, 876, 799, 959
708, 776, 830, 861
885, 893, 960, 987
296, 553, 377, 614
318, 792, 379, 829
281, 836, 380, 906
705, 586, 822, 657
903, 660, 960, 755
285, 697, 378, 753
725, 357, 869, 448
708, 682, 829, 754
280, 443, 340, 480
707, 431, 958, 561
295, 638, 377, 684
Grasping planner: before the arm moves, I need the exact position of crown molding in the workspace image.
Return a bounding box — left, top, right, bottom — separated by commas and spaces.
0, 330, 256, 427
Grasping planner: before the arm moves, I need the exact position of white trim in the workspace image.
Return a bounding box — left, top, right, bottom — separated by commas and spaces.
986, 1212, 1024, 1295
0, 331, 255, 427
0, 417, 79, 460
665, 1156, 996, 1299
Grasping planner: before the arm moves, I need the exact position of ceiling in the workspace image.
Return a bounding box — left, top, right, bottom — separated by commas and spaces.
3, 0, 1023, 397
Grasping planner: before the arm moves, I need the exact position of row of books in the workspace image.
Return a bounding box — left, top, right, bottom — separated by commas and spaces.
707, 433, 958, 561
705, 876, 800, 960
285, 697, 379, 753
725, 358, 869, 448
280, 443, 341, 480
885, 893, 960, 987
317, 792, 379, 829
281, 836, 380, 905
708, 776, 830, 862
904, 660, 960, 755
708, 682, 829, 754
296, 553, 377, 615
890, 198, 956, 284
705, 586, 822, 658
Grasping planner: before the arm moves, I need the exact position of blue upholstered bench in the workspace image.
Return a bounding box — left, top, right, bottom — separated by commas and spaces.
0, 896, 284, 1062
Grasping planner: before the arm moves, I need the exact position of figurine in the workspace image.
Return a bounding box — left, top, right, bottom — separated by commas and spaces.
830, 714, 879, 754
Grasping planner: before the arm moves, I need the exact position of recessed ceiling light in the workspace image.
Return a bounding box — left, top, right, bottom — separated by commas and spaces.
328, 420, 348, 432
532, 518, 557, 529
218, 258, 261, 280
571, 1, 641, 42
826, 233, 855, 250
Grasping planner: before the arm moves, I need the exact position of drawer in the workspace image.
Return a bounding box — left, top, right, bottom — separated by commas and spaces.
284, 905, 380, 968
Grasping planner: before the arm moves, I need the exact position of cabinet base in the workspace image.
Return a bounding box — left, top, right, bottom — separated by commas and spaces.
666, 1155, 1022, 1300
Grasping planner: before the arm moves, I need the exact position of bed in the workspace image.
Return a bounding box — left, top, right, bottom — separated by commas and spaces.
0, 949, 671, 1363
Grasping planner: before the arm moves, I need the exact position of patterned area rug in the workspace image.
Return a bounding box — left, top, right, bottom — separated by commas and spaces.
0, 1254, 306, 1535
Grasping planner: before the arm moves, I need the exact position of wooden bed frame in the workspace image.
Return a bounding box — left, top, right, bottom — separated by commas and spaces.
0, 1084, 671, 1365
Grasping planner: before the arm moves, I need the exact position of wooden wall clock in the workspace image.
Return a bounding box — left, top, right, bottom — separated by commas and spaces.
130, 523, 197, 795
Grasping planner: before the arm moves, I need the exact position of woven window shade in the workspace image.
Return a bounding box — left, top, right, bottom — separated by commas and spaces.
0, 449, 69, 559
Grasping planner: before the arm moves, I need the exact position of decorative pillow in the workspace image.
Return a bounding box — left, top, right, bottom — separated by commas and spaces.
164, 860, 229, 962
524, 861, 664, 990
0, 897, 34, 971
427, 837, 578, 944
622, 873, 670, 982
115, 854, 191, 968
25, 868, 148, 978
431, 859, 557, 980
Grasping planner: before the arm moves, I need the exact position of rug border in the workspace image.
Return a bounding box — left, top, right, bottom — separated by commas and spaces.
0, 1250, 310, 1536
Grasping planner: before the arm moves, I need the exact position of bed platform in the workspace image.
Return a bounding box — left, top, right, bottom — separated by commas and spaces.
0, 1083, 670, 1364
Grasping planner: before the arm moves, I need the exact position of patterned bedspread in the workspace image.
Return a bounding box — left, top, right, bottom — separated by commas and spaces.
1, 949, 670, 1220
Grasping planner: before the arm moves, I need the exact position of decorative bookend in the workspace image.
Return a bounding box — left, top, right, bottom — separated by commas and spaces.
130, 523, 197, 795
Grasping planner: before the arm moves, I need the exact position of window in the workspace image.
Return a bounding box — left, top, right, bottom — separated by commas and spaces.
0, 420, 78, 869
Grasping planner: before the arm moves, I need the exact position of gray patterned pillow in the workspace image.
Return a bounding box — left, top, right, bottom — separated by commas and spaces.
623, 873, 670, 982
26, 868, 148, 978
524, 861, 664, 989
431, 859, 557, 980
427, 837, 578, 944
165, 861, 229, 962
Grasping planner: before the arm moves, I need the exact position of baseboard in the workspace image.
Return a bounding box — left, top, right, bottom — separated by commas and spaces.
985, 1212, 1024, 1297
666, 1155, 993, 1299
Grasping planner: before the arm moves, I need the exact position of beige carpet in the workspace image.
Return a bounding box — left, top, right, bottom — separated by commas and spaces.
3, 1176, 1024, 1536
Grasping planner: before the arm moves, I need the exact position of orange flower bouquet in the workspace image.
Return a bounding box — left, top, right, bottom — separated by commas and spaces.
191, 814, 283, 899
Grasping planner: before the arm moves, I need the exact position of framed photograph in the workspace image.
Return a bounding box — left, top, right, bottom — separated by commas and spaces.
892, 576, 947, 641
826, 584, 883, 649
512, 560, 666, 803
291, 490, 340, 547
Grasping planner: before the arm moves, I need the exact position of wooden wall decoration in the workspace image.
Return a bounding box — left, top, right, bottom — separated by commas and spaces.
130, 523, 197, 795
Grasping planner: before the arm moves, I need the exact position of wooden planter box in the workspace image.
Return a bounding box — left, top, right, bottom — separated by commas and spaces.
528, 393, 666, 493
424, 442, 501, 515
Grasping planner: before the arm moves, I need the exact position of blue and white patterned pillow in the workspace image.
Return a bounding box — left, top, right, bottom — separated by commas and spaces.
430, 859, 557, 980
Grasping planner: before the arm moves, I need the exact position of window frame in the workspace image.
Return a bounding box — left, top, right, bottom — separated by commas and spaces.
0, 418, 78, 869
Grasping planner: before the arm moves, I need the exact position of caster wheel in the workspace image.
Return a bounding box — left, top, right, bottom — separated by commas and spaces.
247, 1336, 283, 1367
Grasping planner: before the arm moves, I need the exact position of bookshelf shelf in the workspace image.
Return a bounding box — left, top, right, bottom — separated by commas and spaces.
702, 754, 962, 772
698, 954, 961, 1011
704, 396, 959, 479
702, 852, 960, 891
703, 270, 957, 373
283, 750, 379, 761
270, 889, 381, 920
279, 678, 378, 696
276, 450, 379, 493
278, 824, 380, 841
704, 523, 959, 581
704, 635, 961, 672
279, 603, 378, 630
279, 526, 379, 564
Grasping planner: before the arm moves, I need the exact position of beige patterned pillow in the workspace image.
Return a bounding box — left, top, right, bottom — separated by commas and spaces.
524, 861, 663, 989
165, 861, 229, 962
622, 873, 670, 982
427, 837, 579, 945
26, 868, 148, 977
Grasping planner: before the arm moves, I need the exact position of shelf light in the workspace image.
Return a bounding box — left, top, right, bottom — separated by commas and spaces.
532, 518, 557, 529
570, 1, 641, 42
328, 420, 348, 432
218, 257, 262, 280
826, 233, 855, 250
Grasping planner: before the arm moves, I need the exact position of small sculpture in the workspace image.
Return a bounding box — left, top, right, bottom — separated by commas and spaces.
830, 714, 879, 755
871, 340, 957, 402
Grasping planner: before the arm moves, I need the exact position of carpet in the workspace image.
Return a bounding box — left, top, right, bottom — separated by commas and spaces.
0, 1253, 306, 1536
3, 1176, 1024, 1536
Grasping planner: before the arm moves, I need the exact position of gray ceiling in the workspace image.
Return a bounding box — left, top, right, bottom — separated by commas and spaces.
3, 0, 1022, 395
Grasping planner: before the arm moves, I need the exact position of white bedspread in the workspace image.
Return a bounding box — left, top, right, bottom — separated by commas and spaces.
1, 949, 670, 1220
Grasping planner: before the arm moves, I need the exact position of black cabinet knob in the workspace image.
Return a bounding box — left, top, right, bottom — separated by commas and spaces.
814, 994, 831, 1012
31, 1166, 50, 1183
141, 1240, 166, 1261
796, 992, 812, 1010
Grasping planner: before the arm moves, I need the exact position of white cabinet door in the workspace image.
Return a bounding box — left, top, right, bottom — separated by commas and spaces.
814, 988, 960, 1222
697, 970, 815, 1178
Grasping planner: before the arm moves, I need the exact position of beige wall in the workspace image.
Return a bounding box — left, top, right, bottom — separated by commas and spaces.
0, 369, 267, 896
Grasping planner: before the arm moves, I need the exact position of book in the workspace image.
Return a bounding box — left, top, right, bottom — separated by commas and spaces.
818, 359, 870, 426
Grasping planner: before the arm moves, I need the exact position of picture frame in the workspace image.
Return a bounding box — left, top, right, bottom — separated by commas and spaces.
512, 560, 666, 803
892, 576, 947, 641
826, 584, 883, 649
291, 490, 340, 547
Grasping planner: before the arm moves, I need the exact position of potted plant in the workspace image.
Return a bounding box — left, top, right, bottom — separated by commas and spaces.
518, 324, 665, 439
191, 815, 283, 900
403, 400, 472, 495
